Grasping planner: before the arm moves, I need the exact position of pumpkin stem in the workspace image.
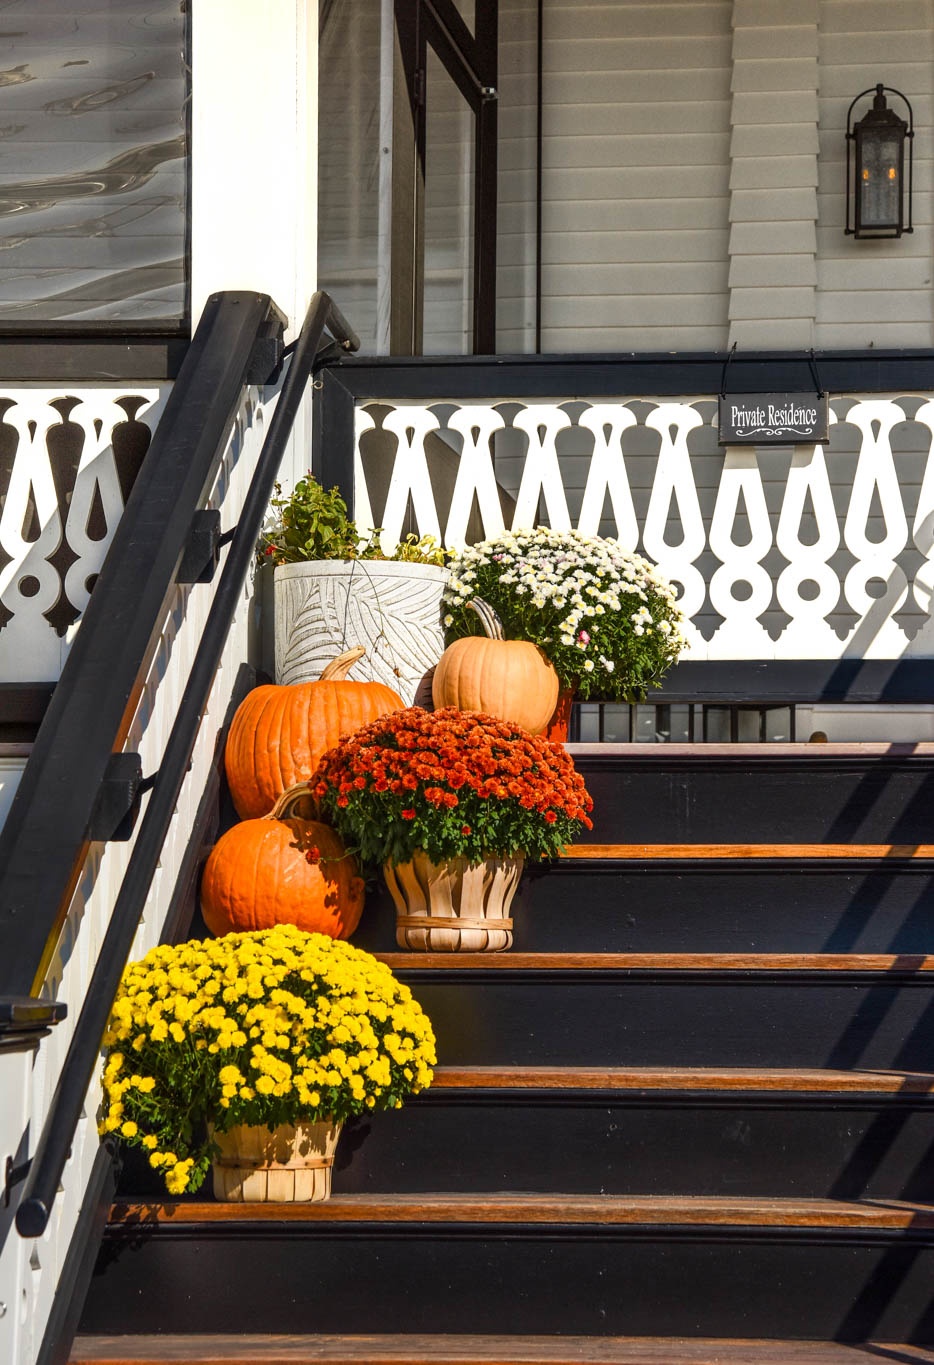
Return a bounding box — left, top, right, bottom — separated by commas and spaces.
467, 597, 505, 641
267, 784, 320, 822
319, 646, 367, 681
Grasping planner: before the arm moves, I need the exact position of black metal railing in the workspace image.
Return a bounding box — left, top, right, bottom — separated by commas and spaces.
0, 289, 358, 1237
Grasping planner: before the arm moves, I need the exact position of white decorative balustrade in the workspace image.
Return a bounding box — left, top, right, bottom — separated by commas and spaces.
0, 386, 170, 683
0, 383, 274, 1365
354, 395, 934, 661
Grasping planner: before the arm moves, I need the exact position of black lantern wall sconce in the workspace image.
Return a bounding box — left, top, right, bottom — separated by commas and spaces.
846, 83, 914, 238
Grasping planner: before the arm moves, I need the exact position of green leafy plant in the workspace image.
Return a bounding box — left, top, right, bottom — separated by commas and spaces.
443, 528, 687, 702
309, 705, 593, 867
260, 475, 446, 567
99, 925, 436, 1195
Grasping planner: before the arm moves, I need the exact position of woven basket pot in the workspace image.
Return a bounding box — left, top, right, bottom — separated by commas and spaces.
383, 851, 525, 952
211, 1119, 342, 1202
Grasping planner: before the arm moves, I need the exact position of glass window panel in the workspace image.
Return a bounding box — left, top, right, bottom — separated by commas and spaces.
764, 707, 793, 743
704, 707, 731, 743
736, 709, 760, 743
424, 45, 475, 354
0, 1, 188, 324
633, 706, 657, 743
318, 0, 383, 352
601, 704, 630, 742
576, 703, 601, 743
859, 133, 901, 229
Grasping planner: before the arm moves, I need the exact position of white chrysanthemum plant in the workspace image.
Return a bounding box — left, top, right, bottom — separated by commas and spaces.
442, 529, 688, 703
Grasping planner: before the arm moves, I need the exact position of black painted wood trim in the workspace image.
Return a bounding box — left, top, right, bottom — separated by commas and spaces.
36, 1143, 116, 1365
0, 336, 189, 381
314, 368, 358, 510
0, 684, 55, 726
642, 660, 934, 704
0, 996, 65, 1051
326, 349, 934, 399
98, 1219, 934, 1248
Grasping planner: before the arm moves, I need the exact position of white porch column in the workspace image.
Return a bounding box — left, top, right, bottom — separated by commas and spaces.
190, 0, 318, 337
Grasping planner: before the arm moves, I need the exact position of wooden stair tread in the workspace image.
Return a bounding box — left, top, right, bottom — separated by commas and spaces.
376, 952, 934, 972
108, 1193, 934, 1228
431, 1065, 934, 1093
568, 742, 934, 758
562, 843, 934, 860
67, 1334, 934, 1364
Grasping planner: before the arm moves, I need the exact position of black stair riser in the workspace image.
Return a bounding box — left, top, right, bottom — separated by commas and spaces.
81, 1225, 934, 1341
332, 1096, 934, 1201
401, 974, 934, 1070
351, 865, 934, 955
116, 1095, 934, 1201
575, 756, 934, 844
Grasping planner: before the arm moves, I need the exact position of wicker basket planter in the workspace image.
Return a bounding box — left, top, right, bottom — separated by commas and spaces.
384, 851, 525, 952
211, 1119, 342, 1202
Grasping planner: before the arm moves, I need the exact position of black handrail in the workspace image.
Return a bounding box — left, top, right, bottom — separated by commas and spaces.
0, 291, 279, 1000
6, 290, 357, 1237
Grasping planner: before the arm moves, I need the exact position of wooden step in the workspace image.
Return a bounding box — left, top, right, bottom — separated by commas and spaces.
569, 744, 934, 845
107, 1193, 934, 1229
351, 855, 934, 956
115, 1065, 934, 1202
68, 1333, 934, 1363
379, 952, 934, 972
374, 953, 934, 1070
84, 1192, 934, 1339
428, 1065, 934, 1093
562, 843, 934, 859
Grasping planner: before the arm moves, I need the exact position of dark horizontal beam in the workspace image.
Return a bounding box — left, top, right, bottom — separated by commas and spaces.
0, 997, 66, 1032
0, 684, 55, 726
0, 334, 189, 381
327, 348, 934, 400
0, 996, 66, 1051
644, 659, 934, 705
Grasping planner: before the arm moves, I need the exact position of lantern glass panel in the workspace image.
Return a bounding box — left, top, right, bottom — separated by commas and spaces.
859, 131, 902, 230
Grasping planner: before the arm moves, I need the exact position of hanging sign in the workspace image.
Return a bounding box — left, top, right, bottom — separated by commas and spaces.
718, 392, 829, 446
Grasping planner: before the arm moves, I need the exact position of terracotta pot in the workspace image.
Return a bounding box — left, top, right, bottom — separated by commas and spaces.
544, 686, 576, 744
383, 850, 525, 952
211, 1119, 342, 1202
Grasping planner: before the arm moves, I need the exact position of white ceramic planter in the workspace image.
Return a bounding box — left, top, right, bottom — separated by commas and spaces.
274, 560, 449, 706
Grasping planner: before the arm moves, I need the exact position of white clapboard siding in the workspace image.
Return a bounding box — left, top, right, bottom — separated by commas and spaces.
536, 0, 732, 353
728, 0, 819, 348
815, 0, 934, 349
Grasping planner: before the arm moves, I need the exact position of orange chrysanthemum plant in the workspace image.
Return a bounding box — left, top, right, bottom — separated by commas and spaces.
309, 706, 594, 868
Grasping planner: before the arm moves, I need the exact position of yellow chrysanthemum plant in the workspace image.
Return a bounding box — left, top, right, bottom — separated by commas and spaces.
99, 924, 436, 1196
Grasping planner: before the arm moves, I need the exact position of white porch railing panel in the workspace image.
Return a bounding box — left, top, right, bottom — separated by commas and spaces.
1, 383, 273, 1365
354, 394, 934, 660
0, 386, 170, 684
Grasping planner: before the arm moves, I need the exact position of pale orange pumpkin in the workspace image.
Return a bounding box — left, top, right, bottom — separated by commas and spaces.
225, 647, 404, 818
431, 598, 559, 734
200, 786, 365, 940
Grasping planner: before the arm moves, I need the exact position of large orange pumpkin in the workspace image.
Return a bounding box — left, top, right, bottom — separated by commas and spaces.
432, 598, 559, 734
225, 647, 404, 818
201, 786, 365, 939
